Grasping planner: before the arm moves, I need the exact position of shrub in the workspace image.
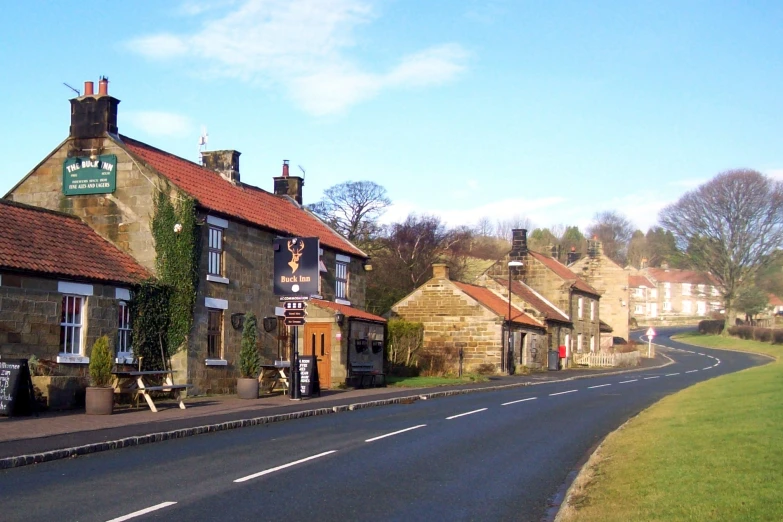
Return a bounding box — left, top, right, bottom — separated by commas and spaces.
773, 330, 783, 344
698, 320, 725, 335
239, 313, 261, 378
387, 319, 424, 368
475, 363, 498, 376
754, 327, 772, 342
736, 325, 753, 340
727, 326, 739, 337
89, 336, 114, 387
418, 345, 458, 376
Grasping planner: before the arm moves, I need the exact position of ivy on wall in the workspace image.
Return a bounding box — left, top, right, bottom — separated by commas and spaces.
150, 190, 200, 356
130, 280, 172, 370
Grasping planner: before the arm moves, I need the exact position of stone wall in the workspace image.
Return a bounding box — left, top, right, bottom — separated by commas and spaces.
570, 251, 630, 341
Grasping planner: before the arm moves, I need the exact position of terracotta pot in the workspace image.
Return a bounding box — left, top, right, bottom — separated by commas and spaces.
85, 386, 114, 415
237, 377, 259, 399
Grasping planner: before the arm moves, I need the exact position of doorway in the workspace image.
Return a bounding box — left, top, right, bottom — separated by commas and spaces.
303, 323, 331, 389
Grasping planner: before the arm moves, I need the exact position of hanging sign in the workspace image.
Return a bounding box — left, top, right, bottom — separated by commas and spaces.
273, 237, 320, 297
62, 154, 117, 196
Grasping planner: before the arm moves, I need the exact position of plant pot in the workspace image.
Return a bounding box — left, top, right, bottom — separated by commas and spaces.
237, 377, 259, 399
85, 386, 114, 415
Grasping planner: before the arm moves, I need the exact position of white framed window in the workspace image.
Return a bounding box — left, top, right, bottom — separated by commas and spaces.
697, 301, 706, 315
117, 301, 132, 360
576, 333, 583, 353
663, 301, 672, 312
650, 288, 658, 298
649, 303, 658, 317
663, 282, 671, 289
577, 297, 584, 319
208, 225, 223, 277
634, 288, 644, 297
711, 286, 720, 297
697, 284, 706, 294
590, 335, 595, 353
682, 283, 691, 296
60, 295, 85, 356
664, 287, 671, 299
682, 300, 692, 314
590, 301, 595, 321
335, 260, 349, 301
634, 304, 643, 314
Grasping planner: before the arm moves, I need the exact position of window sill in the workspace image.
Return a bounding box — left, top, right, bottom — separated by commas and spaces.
205, 359, 228, 366
57, 354, 89, 364
335, 298, 351, 306
115, 356, 135, 365
206, 275, 230, 285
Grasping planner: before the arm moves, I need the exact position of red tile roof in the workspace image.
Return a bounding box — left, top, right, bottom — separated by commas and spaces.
629, 275, 655, 288
495, 278, 570, 322
768, 294, 783, 307
118, 136, 365, 258
528, 251, 600, 296
0, 200, 150, 285
645, 268, 718, 285
310, 299, 386, 323
453, 281, 544, 329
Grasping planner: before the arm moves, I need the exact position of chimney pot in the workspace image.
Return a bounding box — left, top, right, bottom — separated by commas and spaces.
84, 81, 94, 96
282, 160, 289, 178
98, 77, 109, 96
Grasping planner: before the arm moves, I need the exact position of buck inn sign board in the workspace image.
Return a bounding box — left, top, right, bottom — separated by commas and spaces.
62, 154, 117, 196
273, 237, 320, 297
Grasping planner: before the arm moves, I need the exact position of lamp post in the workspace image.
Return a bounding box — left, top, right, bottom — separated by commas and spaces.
506, 260, 524, 374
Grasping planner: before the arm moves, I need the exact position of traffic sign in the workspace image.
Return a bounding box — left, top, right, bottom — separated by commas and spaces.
285, 310, 306, 318
284, 317, 306, 326
284, 301, 306, 310
646, 327, 656, 338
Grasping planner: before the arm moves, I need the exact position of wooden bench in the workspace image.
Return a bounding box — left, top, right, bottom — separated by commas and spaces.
350, 362, 386, 389
112, 370, 192, 412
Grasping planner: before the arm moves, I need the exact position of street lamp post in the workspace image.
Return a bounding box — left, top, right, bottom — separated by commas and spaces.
506, 260, 524, 374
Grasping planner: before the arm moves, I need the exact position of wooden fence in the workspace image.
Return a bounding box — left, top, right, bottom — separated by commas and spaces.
573, 351, 640, 368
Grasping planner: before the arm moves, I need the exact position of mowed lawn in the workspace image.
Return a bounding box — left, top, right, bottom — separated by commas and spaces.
563, 333, 783, 522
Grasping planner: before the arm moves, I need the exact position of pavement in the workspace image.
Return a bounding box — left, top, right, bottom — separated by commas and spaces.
0, 355, 668, 469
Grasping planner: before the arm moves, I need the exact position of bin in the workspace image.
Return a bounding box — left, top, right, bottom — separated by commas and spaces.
547, 350, 560, 371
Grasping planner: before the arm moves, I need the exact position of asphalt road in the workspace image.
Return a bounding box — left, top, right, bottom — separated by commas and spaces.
0, 328, 769, 522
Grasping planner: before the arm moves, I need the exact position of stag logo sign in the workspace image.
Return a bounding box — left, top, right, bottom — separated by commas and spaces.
273, 237, 320, 296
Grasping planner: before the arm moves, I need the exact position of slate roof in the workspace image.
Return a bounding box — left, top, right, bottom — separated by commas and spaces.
452, 281, 544, 329
0, 200, 150, 285
118, 135, 365, 258
528, 251, 600, 296
645, 267, 718, 286
629, 275, 655, 288
310, 299, 386, 323
494, 278, 571, 323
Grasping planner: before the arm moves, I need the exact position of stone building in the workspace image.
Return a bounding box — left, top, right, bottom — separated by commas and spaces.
481, 229, 602, 361
391, 264, 546, 375
568, 239, 631, 344
629, 267, 722, 326
3, 78, 379, 394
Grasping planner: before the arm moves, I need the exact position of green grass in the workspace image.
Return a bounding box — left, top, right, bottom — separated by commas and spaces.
385, 374, 490, 387
569, 334, 783, 521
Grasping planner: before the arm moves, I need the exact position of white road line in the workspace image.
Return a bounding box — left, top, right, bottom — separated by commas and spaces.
550, 390, 578, 396
502, 397, 538, 406
365, 425, 426, 442
234, 451, 336, 483
697, 353, 705, 356
685, 370, 698, 373
619, 379, 638, 384
715, 361, 721, 365
665, 373, 680, 376
588, 384, 611, 389
644, 376, 660, 380
703, 367, 712, 370
447, 408, 487, 420
106, 502, 177, 522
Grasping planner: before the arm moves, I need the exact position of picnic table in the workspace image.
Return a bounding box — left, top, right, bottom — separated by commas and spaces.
258, 361, 290, 395
112, 370, 192, 413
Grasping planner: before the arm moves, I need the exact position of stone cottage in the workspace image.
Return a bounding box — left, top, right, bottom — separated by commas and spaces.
391, 264, 546, 375
567, 239, 631, 344
3, 78, 381, 394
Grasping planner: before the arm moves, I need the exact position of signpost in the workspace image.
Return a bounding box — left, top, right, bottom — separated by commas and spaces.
646, 327, 656, 358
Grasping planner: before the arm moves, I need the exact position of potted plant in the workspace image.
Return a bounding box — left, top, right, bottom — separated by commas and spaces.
85, 335, 115, 415
237, 313, 261, 399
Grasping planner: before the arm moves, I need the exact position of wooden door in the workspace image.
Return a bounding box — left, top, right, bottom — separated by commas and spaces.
303, 323, 331, 389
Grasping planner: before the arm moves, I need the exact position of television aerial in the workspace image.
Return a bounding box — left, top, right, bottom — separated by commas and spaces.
298, 165, 306, 181
198, 126, 208, 162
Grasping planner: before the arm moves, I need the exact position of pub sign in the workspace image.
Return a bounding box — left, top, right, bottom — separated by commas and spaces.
273, 237, 320, 296
62, 154, 117, 196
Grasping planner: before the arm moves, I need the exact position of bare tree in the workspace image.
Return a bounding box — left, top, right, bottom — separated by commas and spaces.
659, 169, 783, 331
587, 211, 635, 265
495, 215, 533, 240
307, 181, 391, 246
473, 216, 494, 237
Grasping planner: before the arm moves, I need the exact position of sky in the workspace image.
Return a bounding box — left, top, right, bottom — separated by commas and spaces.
1, 0, 783, 234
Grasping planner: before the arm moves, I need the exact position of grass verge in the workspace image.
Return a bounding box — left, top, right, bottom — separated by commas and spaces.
386, 374, 490, 387
560, 334, 783, 521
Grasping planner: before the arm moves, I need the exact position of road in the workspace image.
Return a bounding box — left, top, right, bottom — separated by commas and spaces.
0, 328, 768, 522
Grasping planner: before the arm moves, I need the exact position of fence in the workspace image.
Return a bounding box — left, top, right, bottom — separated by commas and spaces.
573, 351, 640, 368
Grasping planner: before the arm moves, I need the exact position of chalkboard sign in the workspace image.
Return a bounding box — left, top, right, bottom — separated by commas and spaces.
0, 358, 36, 416
298, 355, 321, 398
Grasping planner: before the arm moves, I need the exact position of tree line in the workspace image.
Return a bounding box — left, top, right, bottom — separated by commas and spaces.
308, 170, 783, 328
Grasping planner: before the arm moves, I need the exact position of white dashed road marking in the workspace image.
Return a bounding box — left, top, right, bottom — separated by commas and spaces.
550, 390, 578, 396
447, 408, 487, 420
619, 379, 638, 384
588, 384, 611, 389
234, 451, 337, 483
644, 376, 660, 380
365, 425, 426, 443
685, 370, 698, 373
665, 373, 680, 376
703, 367, 712, 370
106, 502, 177, 522
502, 397, 537, 406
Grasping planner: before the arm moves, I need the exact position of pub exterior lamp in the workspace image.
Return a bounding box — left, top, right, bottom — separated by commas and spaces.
506, 260, 524, 373
335, 311, 345, 326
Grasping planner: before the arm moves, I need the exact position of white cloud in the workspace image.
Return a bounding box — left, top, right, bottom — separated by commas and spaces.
126, 0, 467, 115
123, 111, 193, 137
764, 168, 783, 180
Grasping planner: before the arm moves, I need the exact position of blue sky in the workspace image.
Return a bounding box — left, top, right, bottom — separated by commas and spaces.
1, 0, 782, 233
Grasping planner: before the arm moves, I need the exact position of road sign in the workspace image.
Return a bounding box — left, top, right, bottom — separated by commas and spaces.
646, 327, 656, 338
284, 301, 305, 310
284, 310, 306, 318
284, 317, 306, 326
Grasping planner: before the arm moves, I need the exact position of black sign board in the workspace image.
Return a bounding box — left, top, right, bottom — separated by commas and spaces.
284, 317, 306, 326
0, 359, 36, 416
274, 237, 320, 297
298, 355, 321, 397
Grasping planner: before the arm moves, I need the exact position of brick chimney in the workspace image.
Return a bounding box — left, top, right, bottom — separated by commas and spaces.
201, 150, 241, 184
274, 160, 304, 204
69, 77, 119, 139
432, 263, 450, 280
567, 246, 580, 265
510, 229, 528, 257
587, 238, 602, 258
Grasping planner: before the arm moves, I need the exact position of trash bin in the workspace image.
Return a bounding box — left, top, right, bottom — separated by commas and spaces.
547, 350, 560, 371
